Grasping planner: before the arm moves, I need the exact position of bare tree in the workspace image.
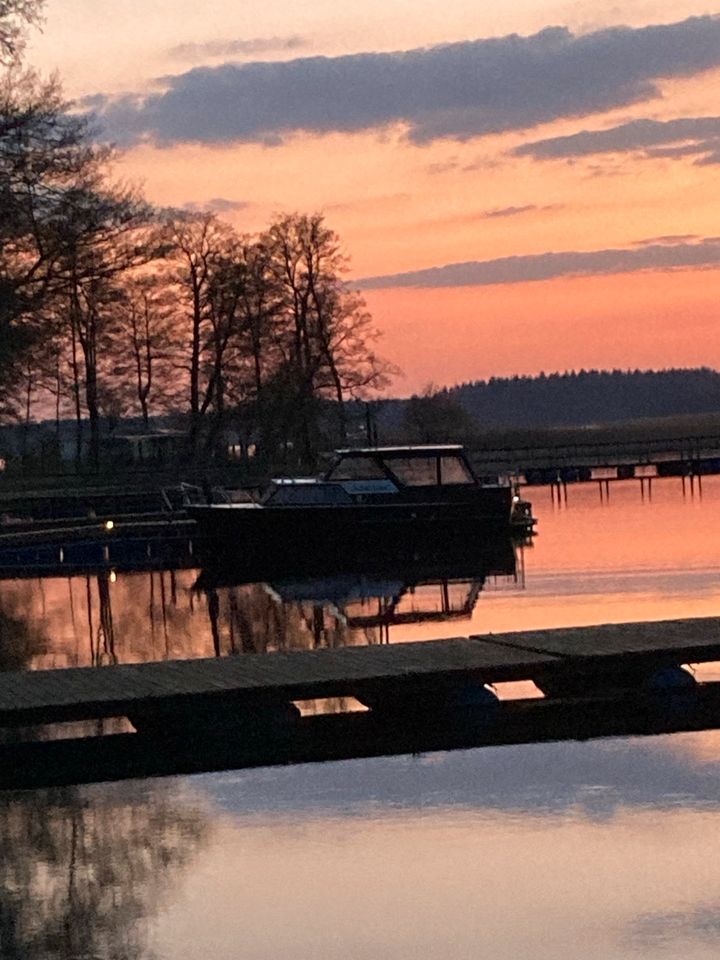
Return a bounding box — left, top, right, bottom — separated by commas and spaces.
0, 0, 43, 65
263, 213, 395, 460
165, 212, 236, 446
102, 271, 179, 427
0, 69, 106, 419
51, 184, 156, 464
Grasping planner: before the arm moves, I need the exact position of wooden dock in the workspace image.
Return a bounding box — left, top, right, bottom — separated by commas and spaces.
2, 615, 720, 790
5, 684, 720, 792
1, 616, 719, 729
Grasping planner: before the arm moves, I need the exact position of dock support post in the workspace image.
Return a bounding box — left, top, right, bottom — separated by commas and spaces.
551, 480, 565, 506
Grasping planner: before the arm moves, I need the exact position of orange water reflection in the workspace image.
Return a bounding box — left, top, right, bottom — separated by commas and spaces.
0, 475, 719, 672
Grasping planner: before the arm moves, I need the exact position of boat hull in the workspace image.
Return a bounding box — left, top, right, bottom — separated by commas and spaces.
189, 486, 513, 564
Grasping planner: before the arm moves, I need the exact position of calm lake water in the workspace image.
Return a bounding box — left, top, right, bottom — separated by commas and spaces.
3, 476, 720, 959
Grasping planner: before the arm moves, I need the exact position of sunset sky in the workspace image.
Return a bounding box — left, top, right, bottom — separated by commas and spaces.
25, 0, 720, 394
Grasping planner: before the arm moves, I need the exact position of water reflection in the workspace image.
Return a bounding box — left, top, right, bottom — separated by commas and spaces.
201, 539, 518, 650
2, 475, 720, 673
205, 733, 720, 817
0, 540, 520, 671
5, 730, 720, 960
170, 735, 720, 960
0, 780, 209, 960
0, 583, 50, 671
2, 478, 720, 957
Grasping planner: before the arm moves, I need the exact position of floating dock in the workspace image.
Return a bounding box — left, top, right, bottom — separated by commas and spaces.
0, 517, 196, 576
1, 615, 720, 791
1, 616, 719, 728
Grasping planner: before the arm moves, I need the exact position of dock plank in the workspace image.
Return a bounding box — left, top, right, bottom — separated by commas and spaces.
472, 616, 720, 662
0, 637, 556, 727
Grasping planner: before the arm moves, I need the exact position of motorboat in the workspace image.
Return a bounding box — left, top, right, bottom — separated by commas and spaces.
189, 445, 535, 561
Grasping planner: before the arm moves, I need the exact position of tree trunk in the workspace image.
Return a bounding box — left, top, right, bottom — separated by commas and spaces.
70, 306, 83, 465
189, 274, 202, 448
81, 314, 100, 470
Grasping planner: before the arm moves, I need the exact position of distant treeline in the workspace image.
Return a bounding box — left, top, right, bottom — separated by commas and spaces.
439, 368, 720, 429
378, 368, 720, 445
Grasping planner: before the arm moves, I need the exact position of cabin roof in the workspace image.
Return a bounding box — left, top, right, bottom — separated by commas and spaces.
333, 445, 465, 458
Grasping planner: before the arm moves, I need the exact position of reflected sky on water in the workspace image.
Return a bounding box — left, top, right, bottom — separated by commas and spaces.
5, 731, 720, 960
3, 476, 720, 958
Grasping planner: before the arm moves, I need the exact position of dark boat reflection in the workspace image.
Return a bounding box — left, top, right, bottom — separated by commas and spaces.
267, 575, 485, 629
196, 535, 522, 646
196, 533, 520, 590
0, 535, 528, 677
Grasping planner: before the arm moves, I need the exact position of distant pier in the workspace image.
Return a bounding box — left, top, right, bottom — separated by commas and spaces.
472, 432, 720, 492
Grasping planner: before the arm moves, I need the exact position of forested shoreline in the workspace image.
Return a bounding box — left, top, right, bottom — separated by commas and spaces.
439, 368, 720, 429
371, 367, 720, 447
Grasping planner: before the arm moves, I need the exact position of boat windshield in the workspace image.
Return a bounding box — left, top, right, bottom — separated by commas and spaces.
388, 454, 475, 486
326, 449, 476, 485
438, 455, 475, 484
327, 456, 386, 481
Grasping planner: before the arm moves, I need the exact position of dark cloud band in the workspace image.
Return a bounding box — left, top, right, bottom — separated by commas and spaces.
356, 238, 720, 289
181, 197, 250, 213
515, 116, 720, 165
90, 15, 720, 147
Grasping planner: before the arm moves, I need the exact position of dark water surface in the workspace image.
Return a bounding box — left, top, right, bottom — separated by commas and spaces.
3, 477, 720, 958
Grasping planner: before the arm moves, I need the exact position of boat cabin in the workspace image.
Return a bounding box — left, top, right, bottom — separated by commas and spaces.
260, 445, 503, 509
324, 445, 478, 489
